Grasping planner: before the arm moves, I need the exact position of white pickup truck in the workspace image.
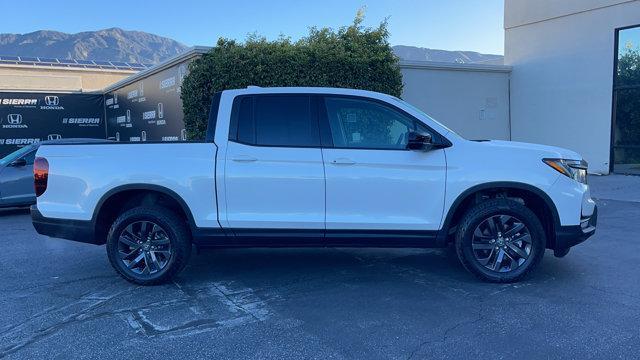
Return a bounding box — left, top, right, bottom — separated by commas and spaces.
32, 87, 597, 285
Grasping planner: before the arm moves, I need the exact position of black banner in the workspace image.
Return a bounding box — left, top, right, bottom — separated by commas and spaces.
0, 93, 105, 157
105, 61, 190, 142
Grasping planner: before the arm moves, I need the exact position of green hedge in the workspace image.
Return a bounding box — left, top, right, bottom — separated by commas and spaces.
180, 16, 403, 140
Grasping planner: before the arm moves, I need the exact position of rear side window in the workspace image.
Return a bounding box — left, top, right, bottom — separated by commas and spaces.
204, 92, 222, 142
232, 95, 320, 147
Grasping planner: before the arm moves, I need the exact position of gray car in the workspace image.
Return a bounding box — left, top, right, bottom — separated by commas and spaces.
0, 138, 108, 208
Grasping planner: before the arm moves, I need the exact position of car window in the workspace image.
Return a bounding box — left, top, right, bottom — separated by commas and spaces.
0, 145, 36, 166
235, 95, 320, 147
389, 96, 457, 137
324, 97, 430, 150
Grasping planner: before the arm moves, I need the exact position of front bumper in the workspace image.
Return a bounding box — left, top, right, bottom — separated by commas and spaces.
31, 205, 100, 245
553, 205, 597, 257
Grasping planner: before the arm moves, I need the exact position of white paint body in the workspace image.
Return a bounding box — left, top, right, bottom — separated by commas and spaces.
36, 87, 594, 233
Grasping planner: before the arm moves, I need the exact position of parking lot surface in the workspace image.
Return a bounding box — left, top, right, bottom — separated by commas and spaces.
1, 175, 640, 359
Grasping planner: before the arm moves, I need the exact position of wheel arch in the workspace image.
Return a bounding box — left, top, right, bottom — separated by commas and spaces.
91, 184, 196, 245
439, 182, 561, 248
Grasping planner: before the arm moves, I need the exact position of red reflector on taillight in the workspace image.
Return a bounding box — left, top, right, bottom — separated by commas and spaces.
34, 157, 49, 197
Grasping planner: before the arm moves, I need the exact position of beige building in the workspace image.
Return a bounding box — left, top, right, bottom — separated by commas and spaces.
0, 62, 136, 93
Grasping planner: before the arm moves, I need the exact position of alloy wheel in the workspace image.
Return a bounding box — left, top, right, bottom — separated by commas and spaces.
117, 221, 172, 275
471, 214, 532, 273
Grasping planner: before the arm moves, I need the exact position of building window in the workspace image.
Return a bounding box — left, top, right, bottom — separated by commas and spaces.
612, 25, 640, 174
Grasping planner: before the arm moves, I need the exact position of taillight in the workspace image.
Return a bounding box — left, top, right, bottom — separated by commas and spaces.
34, 157, 49, 197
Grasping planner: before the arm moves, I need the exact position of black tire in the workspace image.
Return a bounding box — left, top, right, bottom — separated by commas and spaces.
106, 206, 192, 285
455, 198, 546, 283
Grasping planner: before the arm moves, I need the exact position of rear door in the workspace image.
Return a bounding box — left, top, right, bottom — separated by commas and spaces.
0, 149, 36, 206
224, 94, 325, 235
320, 95, 447, 237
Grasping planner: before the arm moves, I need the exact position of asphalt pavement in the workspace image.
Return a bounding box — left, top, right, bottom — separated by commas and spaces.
1, 175, 639, 359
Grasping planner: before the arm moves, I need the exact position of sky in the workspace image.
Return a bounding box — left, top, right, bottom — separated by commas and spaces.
620, 26, 640, 54
0, 0, 505, 55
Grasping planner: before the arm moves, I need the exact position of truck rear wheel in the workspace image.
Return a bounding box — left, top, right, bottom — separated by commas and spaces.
106, 206, 192, 285
454, 198, 546, 283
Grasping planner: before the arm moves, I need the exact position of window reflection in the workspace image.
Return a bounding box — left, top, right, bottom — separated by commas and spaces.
613, 25, 640, 174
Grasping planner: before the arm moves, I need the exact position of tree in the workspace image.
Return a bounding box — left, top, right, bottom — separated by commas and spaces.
180, 14, 403, 140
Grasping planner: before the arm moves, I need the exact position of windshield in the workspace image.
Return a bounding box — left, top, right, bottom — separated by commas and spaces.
390, 97, 459, 136
0, 145, 36, 166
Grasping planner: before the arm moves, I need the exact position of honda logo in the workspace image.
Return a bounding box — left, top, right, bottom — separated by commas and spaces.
2, 114, 27, 128
47, 134, 62, 141
7, 114, 22, 125
44, 96, 59, 106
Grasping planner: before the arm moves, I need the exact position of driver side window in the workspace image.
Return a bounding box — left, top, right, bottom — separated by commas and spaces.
324, 97, 428, 150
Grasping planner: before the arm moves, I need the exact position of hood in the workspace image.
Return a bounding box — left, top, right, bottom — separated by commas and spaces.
474, 140, 582, 160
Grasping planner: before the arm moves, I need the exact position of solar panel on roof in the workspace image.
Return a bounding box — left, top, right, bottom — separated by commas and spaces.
0, 54, 144, 71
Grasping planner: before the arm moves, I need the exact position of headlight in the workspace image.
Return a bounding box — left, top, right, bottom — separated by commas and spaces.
543, 158, 588, 184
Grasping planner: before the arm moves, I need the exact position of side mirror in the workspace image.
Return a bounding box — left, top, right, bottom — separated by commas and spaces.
407, 131, 433, 151
10, 158, 27, 167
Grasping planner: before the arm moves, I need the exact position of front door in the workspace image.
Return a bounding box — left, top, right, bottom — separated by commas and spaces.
224, 94, 325, 233
320, 96, 447, 237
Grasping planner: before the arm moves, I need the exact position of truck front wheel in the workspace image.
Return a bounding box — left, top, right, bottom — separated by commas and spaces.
454, 198, 546, 283
106, 206, 192, 285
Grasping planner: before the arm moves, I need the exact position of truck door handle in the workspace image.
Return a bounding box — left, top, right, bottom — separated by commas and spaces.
230, 155, 258, 162
331, 158, 356, 165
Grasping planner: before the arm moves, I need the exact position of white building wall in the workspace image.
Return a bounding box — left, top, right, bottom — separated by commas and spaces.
505, 0, 640, 174
400, 61, 512, 141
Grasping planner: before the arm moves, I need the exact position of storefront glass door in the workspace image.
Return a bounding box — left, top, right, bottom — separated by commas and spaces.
613, 25, 640, 174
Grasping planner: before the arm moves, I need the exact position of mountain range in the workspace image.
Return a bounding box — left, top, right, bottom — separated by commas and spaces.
0, 28, 188, 64
0, 28, 503, 65
392, 45, 503, 65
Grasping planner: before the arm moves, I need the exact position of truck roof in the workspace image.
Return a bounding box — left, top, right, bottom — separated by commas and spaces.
225, 86, 397, 100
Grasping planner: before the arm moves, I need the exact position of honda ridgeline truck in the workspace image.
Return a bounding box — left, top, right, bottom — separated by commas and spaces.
31, 87, 597, 285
